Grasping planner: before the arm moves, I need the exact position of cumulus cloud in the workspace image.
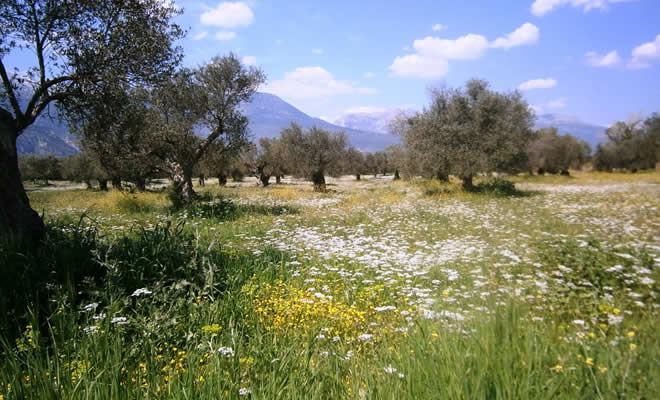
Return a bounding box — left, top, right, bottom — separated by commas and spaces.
531, 97, 568, 113
193, 31, 208, 40
241, 56, 257, 66
531, 0, 638, 17
200, 2, 254, 27
364, 72, 376, 78
215, 31, 236, 40
432, 24, 447, 31
490, 23, 539, 49
547, 97, 567, 109
519, 78, 557, 90
628, 34, 660, 69
263, 67, 377, 100
390, 23, 539, 78
585, 50, 621, 67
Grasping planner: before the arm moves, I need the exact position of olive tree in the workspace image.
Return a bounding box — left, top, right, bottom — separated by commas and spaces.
243, 137, 287, 187
526, 128, 591, 174
0, 0, 183, 241
398, 79, 534, 188
148, 55, 265, 203
279, 124, 347, 191
594, 114, 660, 171
343, 147, 366, 180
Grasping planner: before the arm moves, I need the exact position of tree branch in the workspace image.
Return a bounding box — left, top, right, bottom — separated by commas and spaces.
0, 59, 24, 126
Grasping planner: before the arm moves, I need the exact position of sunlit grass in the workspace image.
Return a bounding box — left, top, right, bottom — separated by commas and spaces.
2, 171, 658, 398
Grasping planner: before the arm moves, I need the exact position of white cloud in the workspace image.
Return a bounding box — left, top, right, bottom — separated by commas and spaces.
414, 34, 490, 60
490, 23, 539, 49
390, 23, 539, 78
242, 56, 257, 65
200, 2, 254, 28
585, 50, 621, 67
263, 67, 377, 100
532, 97, 568, 113
531, 0, 638, 17
193, 31, 208, 40
312, 48, 324, 55
547, 97, 567, 109
628, 34, 660, 69
215, 31, 236, 40
432, 24, 447, 31
364, 72, 376, 78
389, 54, 450, 78
519, 78, 558, 90
343, 106, 387, 114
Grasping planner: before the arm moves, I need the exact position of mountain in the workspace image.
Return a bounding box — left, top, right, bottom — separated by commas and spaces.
16, 113, 79, 157
334, 108, 405, 134
335, 110, 609, 151
242, 93, 398, 151
16, 92, 398, 156
535, 114, 608, 150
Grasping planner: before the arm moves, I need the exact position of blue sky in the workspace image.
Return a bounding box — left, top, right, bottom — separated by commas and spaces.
174, 0, 660, 126
4, 0, 659, 127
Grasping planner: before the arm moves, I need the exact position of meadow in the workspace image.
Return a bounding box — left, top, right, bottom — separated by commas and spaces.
1, 172, 659, 399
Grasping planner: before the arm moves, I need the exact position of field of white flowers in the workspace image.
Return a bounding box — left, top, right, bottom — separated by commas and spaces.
2, 172, 658, 399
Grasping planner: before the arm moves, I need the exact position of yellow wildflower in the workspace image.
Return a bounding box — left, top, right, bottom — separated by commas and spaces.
585, 357, 594, 366
551, 364, 563, 372
598, 366, 608, 373
630, 343, 637, 351
627, 331, 635, 338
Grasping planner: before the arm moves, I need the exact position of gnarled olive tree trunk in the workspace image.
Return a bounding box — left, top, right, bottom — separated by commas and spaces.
312, 170, 326, 192
0, 120, 45, 242
167, 160, 195, 203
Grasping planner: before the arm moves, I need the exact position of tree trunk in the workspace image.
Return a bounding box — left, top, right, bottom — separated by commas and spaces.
393, 169, 401, 180
312, 170, 326, 192
85, 180, 93, 190
259, 173, 270, 187
167, 160, 195, 204
435, 170, 449, 182
275, 175, 281, 184
199, 174, 205, 186
461, 175, 474, 190
355, 173, 360, 181
218, 175, 227, 186
0, 121, 45, 243
99, 179, 109, 191
135, 177, 147, 191
111, 176, 122, 189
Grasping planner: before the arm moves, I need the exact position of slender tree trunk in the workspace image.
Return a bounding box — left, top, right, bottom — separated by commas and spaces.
199, 174, 205, 186
85, 180, 93, 190
312, 170, 326, 192
218, 175, 227, 186
461, 174, 474, 190
259, 173, 270, 187
111, 176, 122, 189
275, 175, 281, 184
355, 173, 360, 181
167, 160, 195, 204
393, 169, 400, 180
0, 120, 45, 242
98, 179, 109, 191
135, 177, 147, 191
435, 170, 449, 182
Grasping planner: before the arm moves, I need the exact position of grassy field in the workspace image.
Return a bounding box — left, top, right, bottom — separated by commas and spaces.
2, 172, 659, 399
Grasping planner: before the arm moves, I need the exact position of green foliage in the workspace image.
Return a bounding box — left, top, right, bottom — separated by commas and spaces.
475, 178, 528, 197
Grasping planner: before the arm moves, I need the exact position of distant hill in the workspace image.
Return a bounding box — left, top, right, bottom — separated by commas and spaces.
535, 114, 607, 150
16, 113, 79, 157
242, 93, 398, 151
334, 108, 405, 135
16, 92, 398, 156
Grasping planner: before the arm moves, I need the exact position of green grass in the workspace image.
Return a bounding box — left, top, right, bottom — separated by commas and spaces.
1, 172, 658, 399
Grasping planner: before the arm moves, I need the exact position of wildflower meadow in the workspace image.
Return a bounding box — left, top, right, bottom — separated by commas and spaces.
1, 172, 658, 399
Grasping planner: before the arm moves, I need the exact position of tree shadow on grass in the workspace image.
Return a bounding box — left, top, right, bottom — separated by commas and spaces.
175, 194, 299, 221
0, 217, 292, 342
468, 178, 540, 198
